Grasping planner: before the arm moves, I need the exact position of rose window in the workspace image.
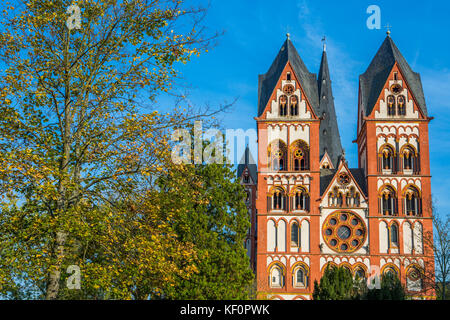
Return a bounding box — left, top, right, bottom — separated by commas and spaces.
323, 211, 366, 253
294, 149, 303, 159
283, 84, 294, 95
274, 150, 283, 158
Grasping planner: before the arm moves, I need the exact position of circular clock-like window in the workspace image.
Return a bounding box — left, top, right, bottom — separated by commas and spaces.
391, 84, 402, 94
323, 211, 366, 253
407, 267, 421, 281
283, 84, 295, 95
338, 172, 350, 186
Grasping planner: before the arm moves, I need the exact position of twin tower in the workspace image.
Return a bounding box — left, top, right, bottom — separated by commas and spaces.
238, 34, 435, 299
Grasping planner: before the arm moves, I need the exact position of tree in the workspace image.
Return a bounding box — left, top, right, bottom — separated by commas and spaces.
365, 272, 405, 300
154, 160, 254, 299
423, 212, 450, 300
313, 265, 355, 300
0, 0, 218, 299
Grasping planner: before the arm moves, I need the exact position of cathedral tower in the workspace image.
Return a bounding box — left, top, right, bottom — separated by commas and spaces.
356, 34, 435, 297
248, 34, 434, 300
254, 35, 321, 299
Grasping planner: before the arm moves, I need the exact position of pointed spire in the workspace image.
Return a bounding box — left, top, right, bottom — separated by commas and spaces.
317, 45, 343, 168
237, 145, 257, 184
257, 37, 319, 117
359, 35, 427, 117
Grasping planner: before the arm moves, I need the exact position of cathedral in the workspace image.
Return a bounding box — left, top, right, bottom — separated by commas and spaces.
238, 33, 435, 299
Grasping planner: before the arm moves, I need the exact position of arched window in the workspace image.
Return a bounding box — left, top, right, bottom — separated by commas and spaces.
354, 192, 360, 207
406, 265, 423, 292
337, 192, 343, 207
382, 265, 399, 278
293, 266, 308, 288
387, 95, 396, 115
354, 266, 366, 281
292, 263, 309, 288
390, 223, 399, 247
290, 222, 300, 247
379, 145, 396, 172
401, 145, 419, 174
329, 187, 343, 207
270, 265, 284, 288
268, 140, 287, 171
279, 95, 288, 116
268, 187, 286, 211
397, 95, 406, 115
290, 140, 309, 171
273, 189, 283, 210
293, 187, 310, 211
379, 185, 397, 215
290, 95, 298, 116
346, 187, 360, 207
404, 186, 421, 216
296, 269, 304, 284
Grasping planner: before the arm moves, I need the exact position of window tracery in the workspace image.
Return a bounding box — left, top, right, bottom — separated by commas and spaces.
322, 211, 366, 253
290, 140, 309, 171
268, 140, 287, 171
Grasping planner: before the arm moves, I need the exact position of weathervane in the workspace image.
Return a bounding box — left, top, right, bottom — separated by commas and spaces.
322, 36, 326, 51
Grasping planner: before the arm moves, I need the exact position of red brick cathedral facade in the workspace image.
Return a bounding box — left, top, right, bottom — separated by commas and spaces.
238, 34, 435, 300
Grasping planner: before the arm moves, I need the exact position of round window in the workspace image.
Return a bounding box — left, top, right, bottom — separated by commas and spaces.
322, 211, 366, 253
337, 226, 351, 240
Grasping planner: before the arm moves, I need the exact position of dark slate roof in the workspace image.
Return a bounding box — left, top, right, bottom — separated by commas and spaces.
320, 168, 336, 195
349, 168, 367, 197
237, 146, 257, 184
257, 39, 319, 117
360, 36, 427, 117
317, 49, 342, 168
320, 167, 367, 197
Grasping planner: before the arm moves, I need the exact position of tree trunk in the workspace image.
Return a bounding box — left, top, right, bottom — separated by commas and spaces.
46, 29, 73, 300
46, 231, 67, 299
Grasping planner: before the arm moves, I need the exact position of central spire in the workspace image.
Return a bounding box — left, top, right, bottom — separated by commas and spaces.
317, 45, 342, 168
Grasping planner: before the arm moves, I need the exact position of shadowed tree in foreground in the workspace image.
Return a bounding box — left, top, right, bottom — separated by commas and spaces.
0, 0, 236, 299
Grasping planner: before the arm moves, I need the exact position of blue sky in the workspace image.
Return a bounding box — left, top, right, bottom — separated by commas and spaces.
167, 0, 450, 216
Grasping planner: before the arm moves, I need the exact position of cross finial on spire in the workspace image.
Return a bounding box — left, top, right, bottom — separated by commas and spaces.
322, 36, 326, 52
384, 23, 392, 36
285, 25, 291, 40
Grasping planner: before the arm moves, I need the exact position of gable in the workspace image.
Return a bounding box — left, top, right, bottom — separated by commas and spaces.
320, 162, 367, 199
319, 151, 335, 169
359, 36, 427, 118
368, 63, 426, 119
258, 62, 318, 120
257, 39, 319, 118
